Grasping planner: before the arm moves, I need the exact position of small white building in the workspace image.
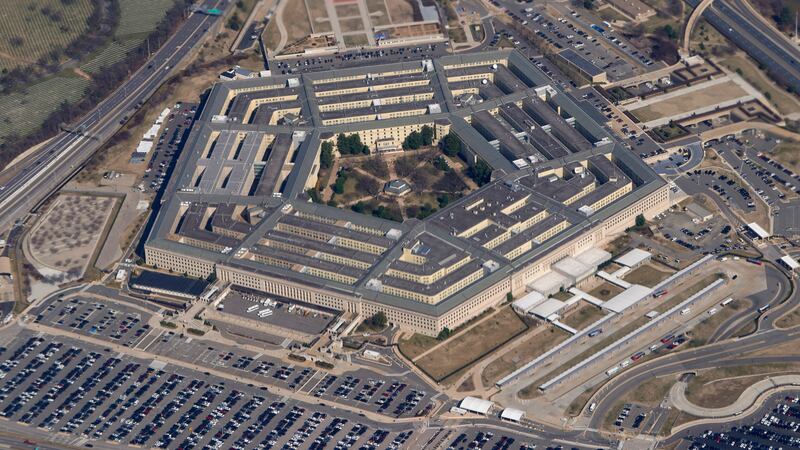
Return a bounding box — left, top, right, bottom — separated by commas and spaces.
530, 298, 566, 320
512, 291, 545, 315
746, 222, 770, 240
779, 255, 800, 271
527, 271, 570, 296
500, 408, 525, 422
614, 248, 652, 269
459, 397, 494, 415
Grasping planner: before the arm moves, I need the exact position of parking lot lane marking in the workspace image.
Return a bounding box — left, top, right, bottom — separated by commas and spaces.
142, 329, 164, 352
297, 369, 320, 393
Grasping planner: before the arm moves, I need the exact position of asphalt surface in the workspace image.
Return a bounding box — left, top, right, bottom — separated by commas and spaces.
0, 0, 228, 234
688, 0, 800, 93
586, 266, 798, 432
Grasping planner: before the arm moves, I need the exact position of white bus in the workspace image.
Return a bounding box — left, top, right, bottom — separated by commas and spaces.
721, 298, 734, 307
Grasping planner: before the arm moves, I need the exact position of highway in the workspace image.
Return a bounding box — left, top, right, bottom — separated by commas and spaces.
686, 0, 800, 93
0, 0, 228, 233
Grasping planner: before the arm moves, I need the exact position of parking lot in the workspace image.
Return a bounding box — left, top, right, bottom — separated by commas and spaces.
494, 1, 650, 80
681, 391, 800, 449
654, 203, 738, 254
141, 102, 198, 194
683, 168, 757, 214
31, 295, 155, 349
272, 44, 447, 75
713, 141, 797, 209
0, 329, 431, 449
220, 289, 335, 336
0, 327, 600, 450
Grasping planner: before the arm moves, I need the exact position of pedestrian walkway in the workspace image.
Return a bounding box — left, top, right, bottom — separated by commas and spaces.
670, 375, 800, 417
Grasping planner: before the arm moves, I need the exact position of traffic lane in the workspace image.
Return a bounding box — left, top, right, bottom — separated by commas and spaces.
701, 2, 800, 91
587, 328, 800, 428
0, 6, 223, 231
727, 0, 800, 62
0, 11, 211, 197
708, 264, 791, 341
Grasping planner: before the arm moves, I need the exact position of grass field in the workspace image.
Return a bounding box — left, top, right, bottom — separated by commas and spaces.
366, 0, 391, 26
0, 74, 90, 142
561, 304, 606, 330
387, 0, 416, 23
588, 282, 625, 301
285, 2, 313, 43
397, 333, 439, 360
415, 307, 528, 381
0, 0, 94, 70
481, 325, 569, 386
770, 142, 800, 175
81, 0, 178, 73
686, 299, 745, 347
721, 55, 800, 115
339, 18, 366, 33
623, 264, 674, 287
343, 34, 369, 47
518, 316, 650, 398
653, 274, 721, 314
685, 363, 800, 408
629, 81, 749, 122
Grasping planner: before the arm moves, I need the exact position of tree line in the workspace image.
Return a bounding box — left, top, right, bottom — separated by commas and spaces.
0, 0, 194, 171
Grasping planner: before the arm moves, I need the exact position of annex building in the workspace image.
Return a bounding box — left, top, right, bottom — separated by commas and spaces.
145, 50, 670, 336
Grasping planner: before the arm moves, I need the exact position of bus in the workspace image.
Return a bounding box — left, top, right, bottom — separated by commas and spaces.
746, 257, 763, 266
758, 304, 771, 313
721, 298, 734, 307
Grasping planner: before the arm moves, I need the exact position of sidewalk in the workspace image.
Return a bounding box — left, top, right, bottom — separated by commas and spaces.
670, 375, 800, 417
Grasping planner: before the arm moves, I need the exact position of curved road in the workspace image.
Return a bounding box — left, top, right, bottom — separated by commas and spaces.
0, 0, 228, 233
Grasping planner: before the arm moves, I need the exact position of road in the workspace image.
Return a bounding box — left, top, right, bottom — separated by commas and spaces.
585, 266, 799, 434
686, 0, 800, 93
0, 0, 228, 234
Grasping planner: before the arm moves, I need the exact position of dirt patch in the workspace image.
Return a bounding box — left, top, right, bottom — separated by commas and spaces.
415, 307, 528, 382
629, 81, 749, 122
386, 0, 417, 23
588, 282, 625, 301
481, 325, 569, 386
623, 264, 674, 287
335, 3, 361, 18
685, 364, 800, 408
561, 303, 606, 330
28, 194, 116, 276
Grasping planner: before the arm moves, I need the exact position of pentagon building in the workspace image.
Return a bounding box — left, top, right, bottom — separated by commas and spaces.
145, 50, 669, 336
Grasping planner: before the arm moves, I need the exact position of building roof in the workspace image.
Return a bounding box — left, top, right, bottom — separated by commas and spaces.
601, 284, 653, 314
129, 270, 209, 297
559, 49, 605, 77
460, 396, 493, 414
780, 255, 800, 270
530, 298, 566, 319
144, 49, 668, 320
500, 408, 525, 422
527, 271, 570, 295
747, 222, 770, 239
512, 291, 546, 313
614, 248, 652, 268
575, 247, 613, 267
686, 202, 713, 218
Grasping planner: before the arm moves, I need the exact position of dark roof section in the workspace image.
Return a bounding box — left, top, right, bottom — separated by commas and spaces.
129, 270, 209, 297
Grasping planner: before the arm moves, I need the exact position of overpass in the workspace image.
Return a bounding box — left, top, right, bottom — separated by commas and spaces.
683, 0, 715, 54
